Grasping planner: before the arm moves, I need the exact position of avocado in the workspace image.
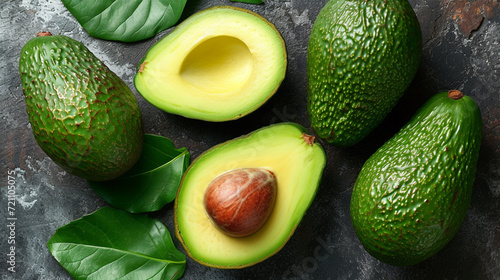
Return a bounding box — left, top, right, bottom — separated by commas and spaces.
307, 0, 422, 146
19, 32, 143, 181
174, 123, 326, 268
350, 90, 482, 266
134, 6, 287, 122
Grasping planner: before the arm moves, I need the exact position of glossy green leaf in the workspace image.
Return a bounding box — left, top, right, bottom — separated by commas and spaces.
231, 0, 264, 4
89, 134, 190, 213
61, 0, 187, 42
47, 207, 186, 280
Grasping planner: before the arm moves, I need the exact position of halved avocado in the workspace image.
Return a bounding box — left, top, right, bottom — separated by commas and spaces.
134, 6, 287, 122
174, 123, 326, 268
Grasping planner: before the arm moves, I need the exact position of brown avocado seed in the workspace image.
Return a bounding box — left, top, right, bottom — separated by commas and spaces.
203, 168, 277, 237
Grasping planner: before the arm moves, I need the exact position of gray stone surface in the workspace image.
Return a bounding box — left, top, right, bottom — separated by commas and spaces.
1, 0, 499, 279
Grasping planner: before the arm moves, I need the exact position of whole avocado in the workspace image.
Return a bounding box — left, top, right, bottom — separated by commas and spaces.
19, 32, 143, 181
307, 0, 422, 146
350, 90, 482, 266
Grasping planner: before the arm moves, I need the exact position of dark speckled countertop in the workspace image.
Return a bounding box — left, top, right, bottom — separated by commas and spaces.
1, 0, 499, 279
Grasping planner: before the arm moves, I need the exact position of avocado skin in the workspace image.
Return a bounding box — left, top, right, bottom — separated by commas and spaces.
307, 0, 422, 147
350, 91, 482, 266
19, 34, 143, 181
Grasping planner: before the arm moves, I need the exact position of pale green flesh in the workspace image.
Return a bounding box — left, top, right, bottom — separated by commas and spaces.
135, 6, 287, 122
175, 123, 326, 268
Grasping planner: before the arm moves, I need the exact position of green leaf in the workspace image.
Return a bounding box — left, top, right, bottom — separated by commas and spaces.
61, 0, 187, 42
47, 207, 186, 280
231, 0, 264, 4
89, 134, 190, 213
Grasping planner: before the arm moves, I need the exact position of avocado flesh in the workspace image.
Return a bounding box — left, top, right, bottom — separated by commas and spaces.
350, 91, 482, 266
175, 123, 326, 268
134, 6, 287, 122
307, 0, 422, 146
19, 34, 143, 181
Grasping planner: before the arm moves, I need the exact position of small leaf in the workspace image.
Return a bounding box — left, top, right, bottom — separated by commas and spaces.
231, 0, 264, 4
47, 207, 186, 280
61, 0, 188, 42
89, 134, 190, 213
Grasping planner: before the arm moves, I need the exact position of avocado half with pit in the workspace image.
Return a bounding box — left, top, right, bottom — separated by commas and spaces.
174, 123, 326, 268
134, 6, 287, 122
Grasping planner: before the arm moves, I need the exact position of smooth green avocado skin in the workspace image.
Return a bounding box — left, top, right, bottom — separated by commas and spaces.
307, 0, 422, 147
19, 34, 144, 181
350, 91, 482, 266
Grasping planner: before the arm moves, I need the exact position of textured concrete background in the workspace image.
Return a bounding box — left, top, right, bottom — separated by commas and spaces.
1, 0, 499, 279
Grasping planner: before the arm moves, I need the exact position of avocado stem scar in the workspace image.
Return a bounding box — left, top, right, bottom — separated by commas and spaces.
302, 133, 315, 146
447, 90, 464, 100
139, 62, 147, 73
37, 31, 52, 37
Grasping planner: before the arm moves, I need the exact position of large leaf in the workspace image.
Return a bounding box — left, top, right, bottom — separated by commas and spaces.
47, 207, 186, 280
89, 134, 190, 213
61, 0, 187, 42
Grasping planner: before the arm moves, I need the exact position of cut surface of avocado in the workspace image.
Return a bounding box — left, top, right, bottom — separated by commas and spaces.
174, 123, 326, 268
134, 6, 287, 122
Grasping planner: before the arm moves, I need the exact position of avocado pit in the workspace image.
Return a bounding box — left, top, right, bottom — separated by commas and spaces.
203, 168, 277, 237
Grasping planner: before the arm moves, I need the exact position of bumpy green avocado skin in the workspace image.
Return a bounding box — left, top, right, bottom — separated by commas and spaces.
19, 34, 143, 181
307, 0, 422, 146
350, 91, 482, 266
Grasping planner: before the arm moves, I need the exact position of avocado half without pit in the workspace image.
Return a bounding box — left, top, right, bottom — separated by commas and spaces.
134, 6, 287, 122
174, 123, 326, 268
